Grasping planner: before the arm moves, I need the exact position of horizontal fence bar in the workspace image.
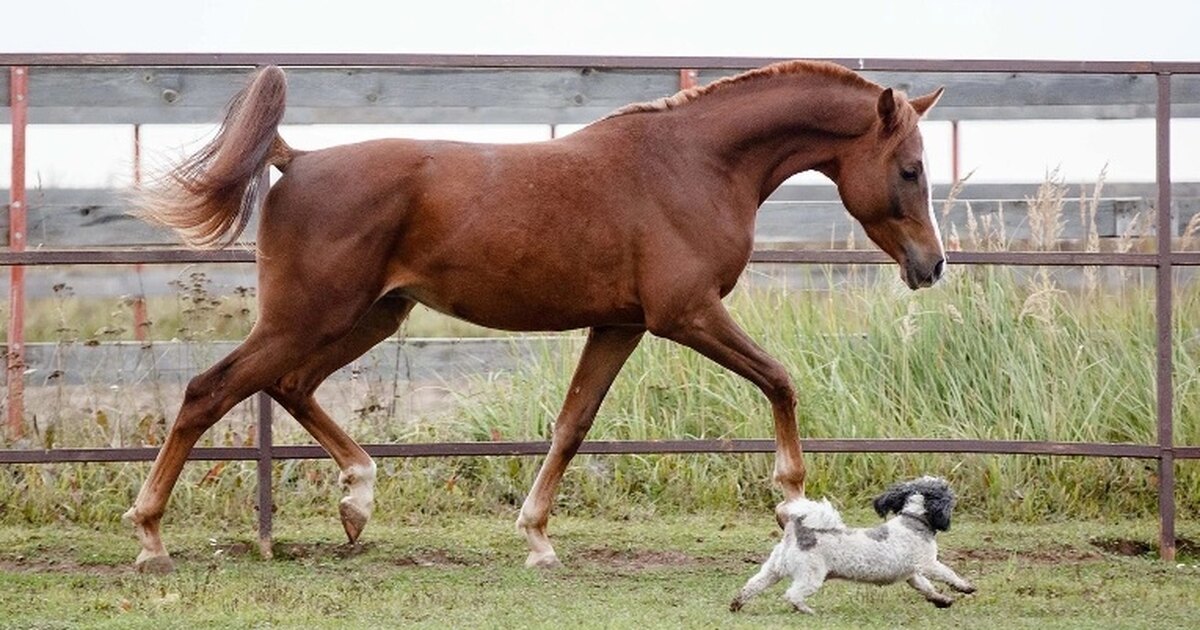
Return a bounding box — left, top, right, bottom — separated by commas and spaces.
1, 54, 1197, 74
3, 248, 1193, 267
0, 439, 1173, 464
0, 249, 256, 265
1176, 447, 1200, 459
751, 250, 1168, 266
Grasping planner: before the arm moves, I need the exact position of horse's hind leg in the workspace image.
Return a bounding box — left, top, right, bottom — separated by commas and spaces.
517, 326, 644, 568
123, 330, 327, 572
123, 293, 379, 572
266, 295, 414, 544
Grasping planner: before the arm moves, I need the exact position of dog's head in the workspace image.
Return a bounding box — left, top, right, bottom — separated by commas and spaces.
872, 476, 956, 532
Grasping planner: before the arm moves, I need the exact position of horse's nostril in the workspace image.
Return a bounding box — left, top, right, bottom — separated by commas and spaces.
932, 258, 946, 281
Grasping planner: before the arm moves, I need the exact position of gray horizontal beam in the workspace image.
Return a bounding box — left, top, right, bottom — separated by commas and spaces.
5, 184, 1198, 248
4, 248, 1190, 268
3, 67, 1199, 124
15, 337, 550, 386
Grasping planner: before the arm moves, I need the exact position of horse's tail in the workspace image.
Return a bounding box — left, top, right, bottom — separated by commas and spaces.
133, 65, 296, 249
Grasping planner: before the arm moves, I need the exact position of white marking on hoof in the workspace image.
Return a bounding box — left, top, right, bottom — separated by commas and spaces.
338, 462, 376, 543
125, 506, 171, 571
135, 552, 174, 574
524, 550, 563, 569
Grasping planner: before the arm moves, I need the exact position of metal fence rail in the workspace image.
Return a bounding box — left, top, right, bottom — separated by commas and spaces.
2, 54, 1196, 561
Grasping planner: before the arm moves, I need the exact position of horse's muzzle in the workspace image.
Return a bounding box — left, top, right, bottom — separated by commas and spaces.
903, 256, 946, 290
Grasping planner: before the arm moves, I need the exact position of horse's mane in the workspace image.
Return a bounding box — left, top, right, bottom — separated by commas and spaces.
602, 60, 882, 121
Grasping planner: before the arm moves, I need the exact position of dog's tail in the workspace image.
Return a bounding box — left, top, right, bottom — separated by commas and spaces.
780, 497, 846, 530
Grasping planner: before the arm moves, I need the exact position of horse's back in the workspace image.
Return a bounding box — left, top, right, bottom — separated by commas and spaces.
258, 135, 653, 330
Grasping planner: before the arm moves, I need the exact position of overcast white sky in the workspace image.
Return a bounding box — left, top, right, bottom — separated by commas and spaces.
9, 0, 1200, 60
3, 0, 1199, 187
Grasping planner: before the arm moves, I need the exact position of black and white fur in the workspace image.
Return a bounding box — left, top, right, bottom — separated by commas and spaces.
730, 477, 975, 614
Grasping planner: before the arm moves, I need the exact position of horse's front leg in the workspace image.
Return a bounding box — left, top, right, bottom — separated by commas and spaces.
517, 326, 644, 568
655, 300, 806, 512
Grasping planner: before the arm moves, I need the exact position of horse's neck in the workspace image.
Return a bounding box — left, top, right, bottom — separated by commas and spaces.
684, 76, 879, 202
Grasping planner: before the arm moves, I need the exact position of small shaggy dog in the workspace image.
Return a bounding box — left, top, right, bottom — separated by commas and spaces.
730, 477, 975, 614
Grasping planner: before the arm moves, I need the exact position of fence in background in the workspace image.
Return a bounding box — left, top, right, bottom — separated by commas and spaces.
1, 54, 1198, 561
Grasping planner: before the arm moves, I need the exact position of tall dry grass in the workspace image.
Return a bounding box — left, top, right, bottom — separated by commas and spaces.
2, 174, 1199, 526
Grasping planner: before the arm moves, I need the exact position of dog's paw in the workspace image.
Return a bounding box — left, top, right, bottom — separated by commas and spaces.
792, 603, 816, 615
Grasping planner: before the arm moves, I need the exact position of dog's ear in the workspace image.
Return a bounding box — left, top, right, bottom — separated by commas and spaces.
922, 483, 957, 532
872, 482, 912, 518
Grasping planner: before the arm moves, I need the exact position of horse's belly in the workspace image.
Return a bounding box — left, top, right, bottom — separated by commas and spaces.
401, 270, 644, 332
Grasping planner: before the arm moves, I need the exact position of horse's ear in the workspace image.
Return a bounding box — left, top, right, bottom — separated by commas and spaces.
877, 88, 899, 131
911, 87, 945, 117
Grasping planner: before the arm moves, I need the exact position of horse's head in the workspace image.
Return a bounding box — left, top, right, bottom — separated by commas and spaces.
833, 87, 946, 289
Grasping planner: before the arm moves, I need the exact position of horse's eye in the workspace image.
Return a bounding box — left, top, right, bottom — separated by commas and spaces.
901, 167, 919, 182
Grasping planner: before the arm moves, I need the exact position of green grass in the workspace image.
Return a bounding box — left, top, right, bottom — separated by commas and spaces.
0, 513, 1197, 629
3, 264, 1200, 525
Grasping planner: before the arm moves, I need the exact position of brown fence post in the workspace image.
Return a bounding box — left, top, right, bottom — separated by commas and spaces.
679, 68, 698, 90
6, 66, 28, 442
1155, 72, 1176, 563
256, 390, 274, 559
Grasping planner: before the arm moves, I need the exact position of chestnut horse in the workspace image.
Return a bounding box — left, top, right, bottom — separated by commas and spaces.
127, 61, 946, 572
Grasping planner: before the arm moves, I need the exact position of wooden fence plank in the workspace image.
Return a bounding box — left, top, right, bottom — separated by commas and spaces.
8, 337, 559, 387
4, 184, 1197, 248
3, 67, 1199, 124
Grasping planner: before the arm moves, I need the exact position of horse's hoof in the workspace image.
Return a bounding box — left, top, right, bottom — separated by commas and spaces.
524, 551, 563, 569
729, 599, 744, 613
339, 498, 370, 544
135, 554, 174, 575
933, 598, 953, 609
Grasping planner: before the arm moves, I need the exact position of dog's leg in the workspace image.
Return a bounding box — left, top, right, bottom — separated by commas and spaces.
730, 566, 783, 612
782, 577, 821, 615
924, 560, 976, 594
907, 574, 955, 608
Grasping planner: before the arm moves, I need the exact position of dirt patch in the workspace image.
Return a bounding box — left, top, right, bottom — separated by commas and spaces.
1089, 536, 1199, 558
391, 549, 476, 568
1089, 537, 1153, 557
270, 541, 373, 561
576, 547, 695, 570
943, 545, 1103, 564
157, 541, 478, 567
201, 541, 255, 558
0, 557, 132, 575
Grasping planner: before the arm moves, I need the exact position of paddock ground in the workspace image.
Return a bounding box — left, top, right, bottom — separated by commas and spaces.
1, 512, 1197, 629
